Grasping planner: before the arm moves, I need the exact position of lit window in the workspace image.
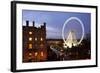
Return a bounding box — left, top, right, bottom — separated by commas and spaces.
40, 44, 43, 47
35, 37, 37, 41
29, 53, 32, 56
29, 31, 32, 35
28, 57, 31, 59
61, 49, 63, 52
29, 44, 32, 49
40, 37, 43, 41
41, 52, 43, 56
29, 37, 32, 41
35, 52, 38, 56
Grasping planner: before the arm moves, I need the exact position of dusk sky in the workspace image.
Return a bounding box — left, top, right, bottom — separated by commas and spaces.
22, 10, 91, 39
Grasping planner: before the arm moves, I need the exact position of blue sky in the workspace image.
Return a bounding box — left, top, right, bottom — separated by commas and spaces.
22, 10, 91, 39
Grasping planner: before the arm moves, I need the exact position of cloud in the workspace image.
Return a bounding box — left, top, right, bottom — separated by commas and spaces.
46, 26, 62, 39
46, 26, 60, 32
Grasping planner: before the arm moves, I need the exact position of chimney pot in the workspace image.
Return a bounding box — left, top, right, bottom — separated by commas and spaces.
33, 21, 35, 27
26, 21, 29, 26
43, 22, 46, 27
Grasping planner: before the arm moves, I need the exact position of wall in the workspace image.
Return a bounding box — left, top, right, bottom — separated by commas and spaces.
0, 0, 99, 73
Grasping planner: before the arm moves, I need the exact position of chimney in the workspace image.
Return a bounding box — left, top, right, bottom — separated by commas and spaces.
26, 20, 29, 26
43, 22, 46, 27
32, 21, 35, 27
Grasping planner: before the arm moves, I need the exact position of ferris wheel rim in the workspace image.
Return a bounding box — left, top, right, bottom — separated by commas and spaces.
62, 17, 85, 45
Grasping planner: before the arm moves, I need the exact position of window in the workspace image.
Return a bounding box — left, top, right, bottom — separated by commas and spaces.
28, 57, 31, 59
40, 44, 43, 47
35, 37, 37, 41
29, 31, 32, 35
40, 37, 43, 41
29, 44, 32, 49
41, 52, 44, 56
29, 37, 32, 41
35, 52, 38, 56
29, 53, 32, 56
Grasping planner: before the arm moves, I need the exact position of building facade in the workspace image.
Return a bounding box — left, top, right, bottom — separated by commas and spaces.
23, 21, 47, 62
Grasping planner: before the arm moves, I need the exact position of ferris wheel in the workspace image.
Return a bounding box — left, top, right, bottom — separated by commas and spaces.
62, 17, 85, 48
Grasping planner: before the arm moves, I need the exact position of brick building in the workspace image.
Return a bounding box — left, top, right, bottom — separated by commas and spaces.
23, 21, 47, 62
